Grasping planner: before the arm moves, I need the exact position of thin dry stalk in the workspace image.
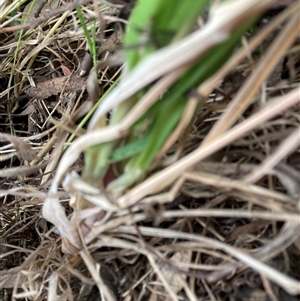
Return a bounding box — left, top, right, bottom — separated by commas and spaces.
244, 128, 300, 184
118, 88, 299, 207
113, 225, 300, 295
199, 2, 298, 96
202, 10, 300, 145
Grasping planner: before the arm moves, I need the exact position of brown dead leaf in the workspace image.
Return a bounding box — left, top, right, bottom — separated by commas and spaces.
149, 251, 192, 301
98, 24, 123, 57
0, 133, 37, 161
25, 76, 86, 100
61, 65, 72, 76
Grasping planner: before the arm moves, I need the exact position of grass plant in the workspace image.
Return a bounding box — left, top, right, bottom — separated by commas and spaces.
0, 0, 299, 300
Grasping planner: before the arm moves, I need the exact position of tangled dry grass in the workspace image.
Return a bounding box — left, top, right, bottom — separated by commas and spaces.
0, 1, 300, 301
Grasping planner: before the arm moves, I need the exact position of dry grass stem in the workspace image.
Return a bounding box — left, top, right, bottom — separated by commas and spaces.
1, 1, 299, 300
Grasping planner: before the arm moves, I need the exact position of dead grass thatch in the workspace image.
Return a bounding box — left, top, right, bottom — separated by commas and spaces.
0, 1, 299, 301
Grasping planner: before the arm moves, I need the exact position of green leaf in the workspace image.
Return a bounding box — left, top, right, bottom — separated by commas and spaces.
108, 136, 149, 164
124, 0, 209, 69
107, 21, 253, 192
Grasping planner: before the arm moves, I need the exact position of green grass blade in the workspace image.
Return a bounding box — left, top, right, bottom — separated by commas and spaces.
124, 0, 209, 69
76, 6, 97, 65
107, 21, 253, 192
